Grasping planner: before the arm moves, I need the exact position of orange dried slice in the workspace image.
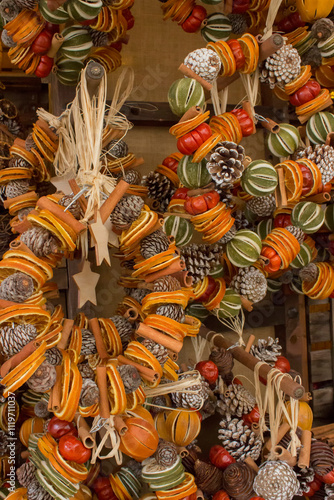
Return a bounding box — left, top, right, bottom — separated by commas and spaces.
106, 360, 127, 414
169, 111, 209, 138
192, 132, 221, 162
276, 160, 303, 202
296, 89, 331, 116
239, 34, 259, 74
203, 277, 226, 310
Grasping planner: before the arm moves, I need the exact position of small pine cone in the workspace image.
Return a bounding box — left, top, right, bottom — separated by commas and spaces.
181, 243, 222, 284
153, 276, 181, 292
301, 45, 322, 69
27, 361, 57, 392
17, 462, 36, 488
34, 399, 51, 418
297, 145, 334, 184
105, 139, 129, 159
78, 362, 95, 379
0, 429, 8, 456
170, 373, 209, 410
45, 347, 62, 366
140, 230, 170, 259
126, 459, 143, 479
311, 18, 334, 41
234, 210, 253, 230
184, 48, 221, 83
5, 179, 30, 199
1, 30, 16, 48
59, 194, 81, 220
228, 13, 248, 34
253, 460, 299, 500
262, 44, 301, 89
230, 266, 267, 303
111, 195, 144, 229
15, 0, 38, 9
156, 303, 185, 322
117, 365, 141, 393
110, 315, 133, 346
250, 337, 282, 365
88, 28, 109, 46
155, 440, 178, 467
0, 323, 37, 356
247, 194, 276, 217
215, 185, 233, 206
124, 287, 150, 304
27, 479, 53, 500
79, 378, 100, 407
18, 207, 34, 221
142, 172, 174, 209
9, 156, 29, 169
300, 263, 319, 283
141, 339, 168, 365
209, 346, 234, 379
0, 0, 21, 21
21, 226, 59, 257
217, 383, 255, 418
5, 118, 22, 137
218, 416, 262, 461
81, 329, 97, 356
297, 467, 315, 494
0, 272, 34, 302
25, 134, 36, 152
311, 440, 334, 476
121, 169, 142, 185
325, 484, 334, 499
206, 141, 245, 186
219, 224, 237, 244
285, 225, 305, 243
150, 395, 170, 415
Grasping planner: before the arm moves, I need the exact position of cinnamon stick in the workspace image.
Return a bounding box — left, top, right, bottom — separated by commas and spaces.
175, 446, 189, 457
187, 183, 216, 196
144, 258, 186, 283
74, 414, 96, 449
49, 365, 62, 412
37, 197, 86, 235
163, 212, 192, 220
326, 132, 334, 147
136, 322, 183, 353
10, 239, 37, 256
68, 178, 88, 213
298, 430, 312, 469
260, 118, 280, 133
244, 456, 259, 472
305, 192, 331, 203
300, 392, 312, 402
0, 341, 39, 378
265, 422, 291, 451
89, 318, 109, 360
0, 298, 22, 309
123, 307, 138, 321
167, 349, 178, 362
274, 446, 297, 466
196, 489, 205, 500
178, 64, 212, 91
171, 270, 193, 288
117, 354, 160, 384
114, 415, 128, 436
96, 366, 110, 419
0, 123, 15, 141
36, 119, 59, 144
241, 297, 254, 313
251, 422, 260, 435
100, 180, 130, 224
245, 334, 256, 353
178, 106, 202, 124
11, 217, 32, 234
3, 192, 38, 210
275, 167, 288, 208
47, 33, 64, 59
57, 319, 74, 350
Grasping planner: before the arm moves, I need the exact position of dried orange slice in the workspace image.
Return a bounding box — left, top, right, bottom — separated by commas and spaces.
277, 160, 303, 202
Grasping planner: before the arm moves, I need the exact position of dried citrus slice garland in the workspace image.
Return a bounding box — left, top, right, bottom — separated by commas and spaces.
170, 111, 210, 138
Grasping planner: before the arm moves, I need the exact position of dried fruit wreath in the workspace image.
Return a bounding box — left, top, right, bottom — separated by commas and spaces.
2, 2, 334, 500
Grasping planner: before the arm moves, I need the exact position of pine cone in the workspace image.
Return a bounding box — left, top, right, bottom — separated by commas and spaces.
9, 156, 29, 169
217, 383, 255, 418
215, 184, 234, 206
27, 361, 57, 392
150, 395, 171, 415
297, 145, 334, 184
59, 194, 81, 220
209, 346, 234, 380
0, 1, 21, 21
227, 13, 248, 34
15, 0, 38, 9
124, 287, 150, 304
223, 462, 256, 500
81, 329, 97, 356
194, 459, 224, 495
21, 227, 59, 257
311, 18, 334, 41
182, 448, 198, 474
218, 416, 262, 460
126, 459, 143, 479
36, 182, 56, 198
301, 46, 322, 69
247, 194, 276, 217
181, 243, 222, 283
45, 347, 62, 366
155, 440, 178, 467
78, 362, 95, 379
0, 323, 37, 356
27, 479, 53, 500
170, 373, 209, 410
219, 225, 237, 244
234, 210, 253, 230
18, 207, 34, 221
254, 461, 299, 500
17, 461, 36, 488
105, 139, 129, 159
25, 134, 36, 152
142, 172, 174, 211
120, 169, 142, 185
250, 337, 282, 365
0, 429, 8, 456
88, 28, 109, 46
0, 272, 34, 302
110, 315, 133, 346
111, 195, 144, 229
79, 378, 99, 407
325, 484, 334, 499
34, 399, 51, 418
1, 30, 16, 48
206, 142, 245, 186
153, 276, 181, 292
310, 440, 334, 476
260, 44, 301, 89
300, 263, 319, 283
117, 365, 141, 393
156, 303, 185, 322
5, 179, 30, 199
230, 266, 267, 303
141, 339, 168, 365
285, 225, 305, 243
296, 467, 315, 494
4, 118, 22, 137
184, 48, 221, 82
140, 230, 170, 259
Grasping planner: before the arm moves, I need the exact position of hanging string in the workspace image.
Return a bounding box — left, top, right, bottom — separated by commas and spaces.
240, 68, 260, 122
211, 79, 222, 116
213, 308, 245, 346
190, 336, 209, 364
219, 87, 229, 115
90, 415, 122, 465
262, 0, 284, 40
254, 361, 268, 440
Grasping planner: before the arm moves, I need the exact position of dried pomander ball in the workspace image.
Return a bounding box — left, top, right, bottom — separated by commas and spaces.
0, 272, 34, 303
311, 18, 334, 41
34, 399, 51, 418
79, 378, 100, 407
118, 365, 141, 393
301, 46, 322, 69
0, 1, 21, 21
1, 30, 16, 48
5, 179, 30, 199
155, 440, 178, 467
27, 361, 57, 392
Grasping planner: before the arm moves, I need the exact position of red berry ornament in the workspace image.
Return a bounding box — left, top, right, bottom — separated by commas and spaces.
58, 435, 91, 464
196, 360, 219, 384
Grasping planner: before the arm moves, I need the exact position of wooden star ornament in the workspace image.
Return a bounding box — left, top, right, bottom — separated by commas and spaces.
89, 211, 111, 267
73, 260, 100, 308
